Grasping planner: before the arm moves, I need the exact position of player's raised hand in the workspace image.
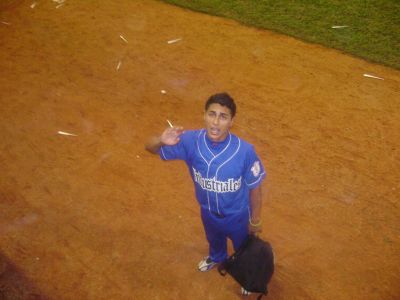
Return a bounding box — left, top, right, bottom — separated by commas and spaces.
145, 126, 184, 154
160, 126, 184, 145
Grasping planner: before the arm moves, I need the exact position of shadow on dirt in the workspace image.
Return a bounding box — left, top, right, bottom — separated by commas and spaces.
0, 251, 48, 300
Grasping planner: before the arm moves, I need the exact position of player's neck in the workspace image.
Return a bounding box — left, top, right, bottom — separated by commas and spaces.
205, 132, 230, 147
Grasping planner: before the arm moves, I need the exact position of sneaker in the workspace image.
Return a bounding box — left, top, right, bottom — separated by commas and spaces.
241, 287, 251, 296
198, 256, 217, 272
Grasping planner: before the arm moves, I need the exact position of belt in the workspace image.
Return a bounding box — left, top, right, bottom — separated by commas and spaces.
211, 211, 225, 218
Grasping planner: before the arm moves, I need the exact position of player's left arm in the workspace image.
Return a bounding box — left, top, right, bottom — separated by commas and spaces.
244, 144, 266, 234
249, 185, 263, 234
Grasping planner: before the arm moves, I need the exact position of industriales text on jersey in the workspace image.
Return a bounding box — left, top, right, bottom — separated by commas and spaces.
192, 167, 241, 193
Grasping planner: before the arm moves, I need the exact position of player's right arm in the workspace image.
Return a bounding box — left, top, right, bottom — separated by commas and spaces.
145, 126, 184, 154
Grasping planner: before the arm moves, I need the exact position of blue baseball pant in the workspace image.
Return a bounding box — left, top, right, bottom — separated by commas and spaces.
200, 208, 249, 263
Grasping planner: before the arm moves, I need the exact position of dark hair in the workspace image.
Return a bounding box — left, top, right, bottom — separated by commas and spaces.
205, 93, 236, 118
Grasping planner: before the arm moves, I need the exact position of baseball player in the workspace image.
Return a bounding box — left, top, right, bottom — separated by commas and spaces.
145, 93, 266, 282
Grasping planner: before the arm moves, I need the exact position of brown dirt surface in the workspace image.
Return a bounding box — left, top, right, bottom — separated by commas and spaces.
1, 1, 399, 299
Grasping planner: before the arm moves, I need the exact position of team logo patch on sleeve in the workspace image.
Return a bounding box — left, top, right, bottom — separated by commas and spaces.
251, 161, 261, 177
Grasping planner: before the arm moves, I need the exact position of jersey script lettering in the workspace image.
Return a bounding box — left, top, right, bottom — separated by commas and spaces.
193, 167, 241, 193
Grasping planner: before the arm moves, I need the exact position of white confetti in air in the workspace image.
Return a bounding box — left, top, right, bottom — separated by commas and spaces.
331, 25, 348, 29
161, 90, 166, 94
166, 119, 173, 128
167, 38, 182, 44
58, 131, 78, 136
116, 61, 122, 70
1, 21, 11, 25
30, 2, 37, 8
120, 35, 128, 43
56, 3, 64, 8
363, 74, 384, 80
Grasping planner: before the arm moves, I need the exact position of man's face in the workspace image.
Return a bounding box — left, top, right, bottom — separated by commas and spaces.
204, 103, 233, 142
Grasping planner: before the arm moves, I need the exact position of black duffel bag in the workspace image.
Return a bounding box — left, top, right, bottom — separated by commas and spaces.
218, 234, 274, 299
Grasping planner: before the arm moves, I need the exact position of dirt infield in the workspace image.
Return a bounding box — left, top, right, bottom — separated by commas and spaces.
1, 1, 399, 299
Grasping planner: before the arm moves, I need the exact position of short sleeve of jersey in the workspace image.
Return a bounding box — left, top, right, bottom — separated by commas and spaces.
159, 130, 195, 161
244, 145, 266, 189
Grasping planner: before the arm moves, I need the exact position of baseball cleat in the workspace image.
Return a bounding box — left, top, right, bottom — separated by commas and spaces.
198, 256, 217, 272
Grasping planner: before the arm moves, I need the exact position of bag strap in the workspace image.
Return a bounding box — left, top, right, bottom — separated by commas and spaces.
256, 290, 269, 300
217, 264, 227, 276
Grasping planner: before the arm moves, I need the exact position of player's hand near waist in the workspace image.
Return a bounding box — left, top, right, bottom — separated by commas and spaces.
249, 218, 262, 235
248, 185, 263, 235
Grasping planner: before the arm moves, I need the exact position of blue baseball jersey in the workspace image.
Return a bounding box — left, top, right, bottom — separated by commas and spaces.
160, 129, 266, 216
